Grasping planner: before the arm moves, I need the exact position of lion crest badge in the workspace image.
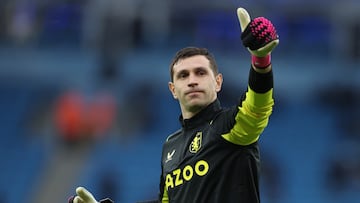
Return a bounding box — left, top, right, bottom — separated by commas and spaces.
189, 132, 202, 153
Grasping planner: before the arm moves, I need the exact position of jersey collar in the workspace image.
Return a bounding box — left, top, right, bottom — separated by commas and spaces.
179, 99, 221, 129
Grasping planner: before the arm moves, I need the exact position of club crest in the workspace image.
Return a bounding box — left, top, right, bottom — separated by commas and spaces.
189, 132, 202, 153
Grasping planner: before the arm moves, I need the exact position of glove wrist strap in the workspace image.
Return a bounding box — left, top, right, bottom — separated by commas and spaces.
252, 54, 271, 68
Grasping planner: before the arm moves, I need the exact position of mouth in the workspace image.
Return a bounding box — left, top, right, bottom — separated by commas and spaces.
185, 89, 204, 96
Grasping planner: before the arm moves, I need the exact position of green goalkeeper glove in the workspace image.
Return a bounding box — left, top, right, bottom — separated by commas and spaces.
237, 7, 279, 68
70, 187, 114, 203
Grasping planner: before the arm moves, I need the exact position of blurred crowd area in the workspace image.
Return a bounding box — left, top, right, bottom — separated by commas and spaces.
0, 0, 360, 203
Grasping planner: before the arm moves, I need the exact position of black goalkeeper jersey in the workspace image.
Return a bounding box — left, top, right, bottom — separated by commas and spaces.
159, 68, 274, 203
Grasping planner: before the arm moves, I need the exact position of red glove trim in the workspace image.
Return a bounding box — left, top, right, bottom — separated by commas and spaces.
252, 54, 271, 68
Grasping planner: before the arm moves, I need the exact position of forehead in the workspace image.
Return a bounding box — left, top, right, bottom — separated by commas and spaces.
173, 55, 211, 73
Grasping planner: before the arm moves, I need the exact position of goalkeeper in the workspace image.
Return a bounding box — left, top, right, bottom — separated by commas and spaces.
69, 7, 279, 203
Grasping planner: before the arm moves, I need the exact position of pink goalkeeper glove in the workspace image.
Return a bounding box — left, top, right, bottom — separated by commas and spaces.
237, 8, 279, 68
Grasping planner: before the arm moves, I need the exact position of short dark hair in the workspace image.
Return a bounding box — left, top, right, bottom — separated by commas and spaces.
169, 47, 218, 81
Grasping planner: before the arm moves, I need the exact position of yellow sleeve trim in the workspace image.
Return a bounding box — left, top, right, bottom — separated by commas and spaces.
162, 186, 169, 203
222, 87, 274, 145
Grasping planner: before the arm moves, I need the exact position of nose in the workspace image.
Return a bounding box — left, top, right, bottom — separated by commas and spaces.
187, 74, 198, 87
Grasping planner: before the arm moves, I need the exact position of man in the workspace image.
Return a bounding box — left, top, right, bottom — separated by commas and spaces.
70, 7, 279, 203
159, 7, 278, 203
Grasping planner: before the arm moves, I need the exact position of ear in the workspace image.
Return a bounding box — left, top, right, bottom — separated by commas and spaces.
168, 82, 178, 99
215, 73, 223, 92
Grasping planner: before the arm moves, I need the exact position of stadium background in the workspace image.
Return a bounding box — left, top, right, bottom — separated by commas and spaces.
0, 0, 359, 202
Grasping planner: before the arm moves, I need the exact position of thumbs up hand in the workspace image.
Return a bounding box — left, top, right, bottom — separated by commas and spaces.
237, 8, 279, 58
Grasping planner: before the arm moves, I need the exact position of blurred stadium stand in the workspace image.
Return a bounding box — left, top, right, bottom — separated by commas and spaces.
0, 1, 359, 203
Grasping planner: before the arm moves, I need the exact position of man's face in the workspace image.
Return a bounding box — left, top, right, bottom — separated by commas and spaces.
168, 55, 223, 117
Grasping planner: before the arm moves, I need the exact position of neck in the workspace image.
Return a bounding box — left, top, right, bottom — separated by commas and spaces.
180, 99, 217, 119
181, 106, 203, 119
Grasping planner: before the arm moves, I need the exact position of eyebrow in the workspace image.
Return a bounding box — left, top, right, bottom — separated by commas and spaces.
175, 69, 188, 79
175, 66, 209, 77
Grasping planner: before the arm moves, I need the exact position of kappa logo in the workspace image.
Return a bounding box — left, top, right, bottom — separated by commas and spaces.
189, 132, 202, 153
165, 149, 176, 163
